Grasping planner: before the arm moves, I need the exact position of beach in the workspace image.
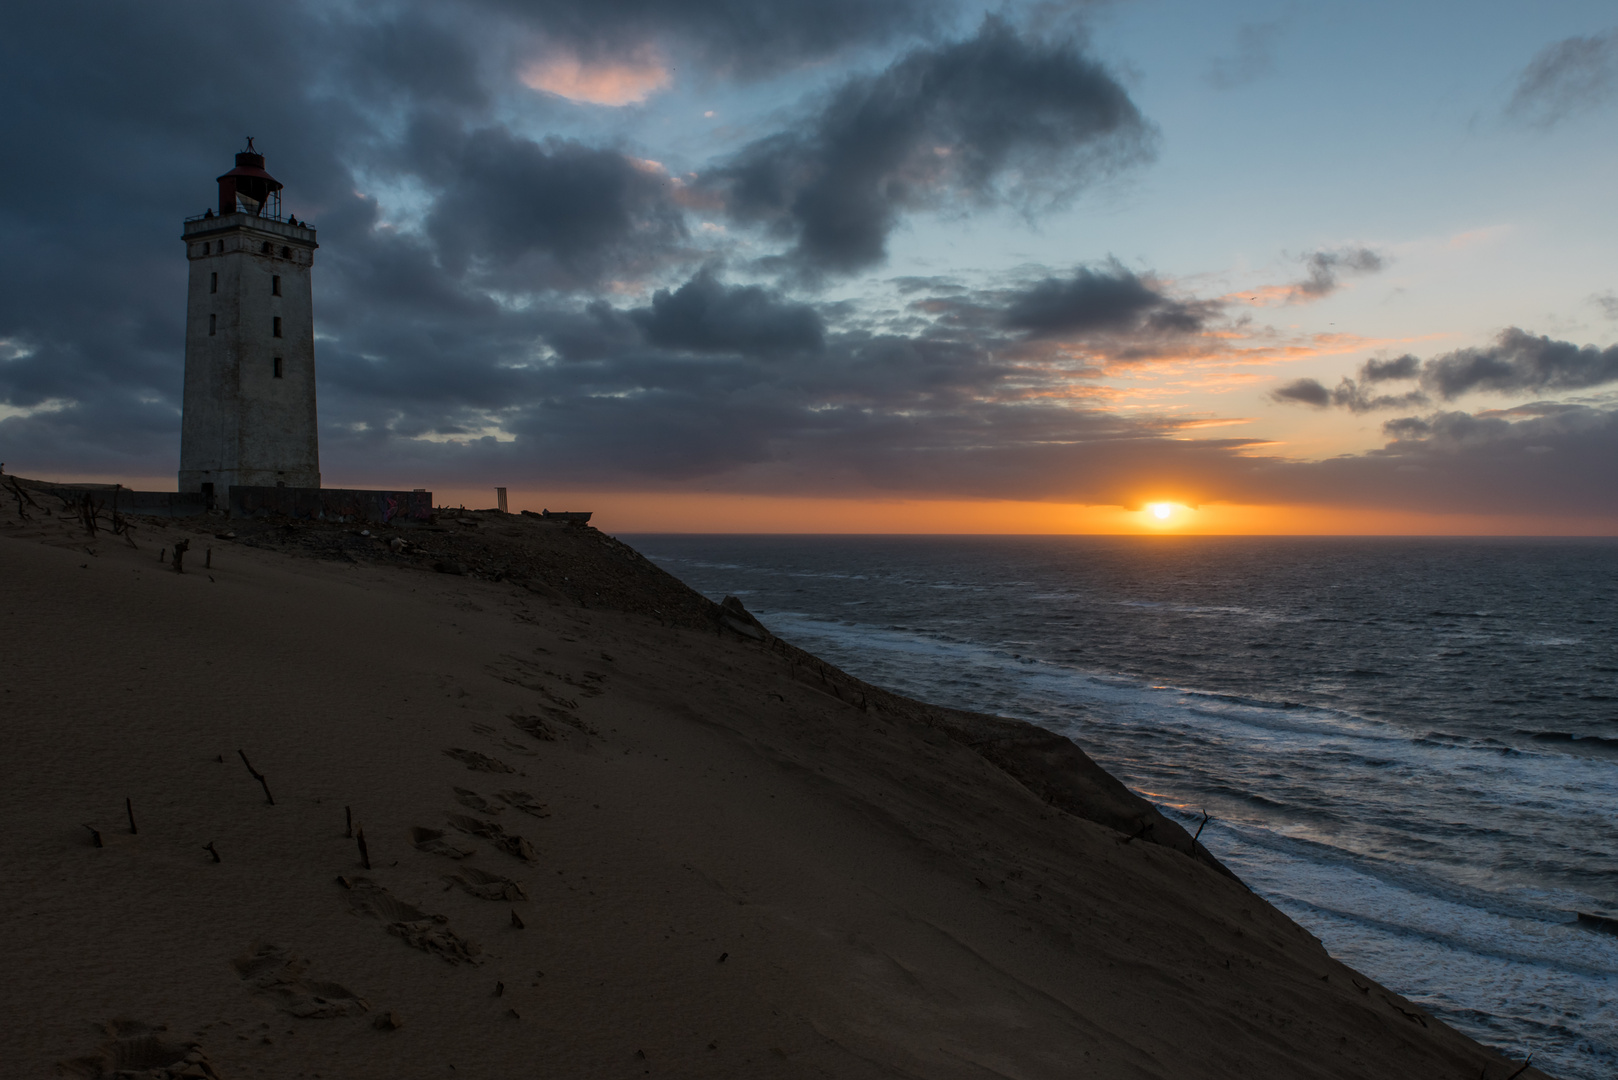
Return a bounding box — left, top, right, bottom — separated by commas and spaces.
0, 492, 1550, 1078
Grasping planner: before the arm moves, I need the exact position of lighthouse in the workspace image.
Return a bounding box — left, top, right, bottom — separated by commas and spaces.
178, 141, 320, 499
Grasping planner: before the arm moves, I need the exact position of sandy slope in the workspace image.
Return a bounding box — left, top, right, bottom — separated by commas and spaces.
0, 496, 1548, 1079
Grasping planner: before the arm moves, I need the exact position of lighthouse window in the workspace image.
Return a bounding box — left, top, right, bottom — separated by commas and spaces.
272, 275, 281, 296
281, 246, 291, 258
261, 241, 271, 254
273, 356, 283, 379
208, 314, 216, 336
273, 316, 282, 338
210, 272, 218, 294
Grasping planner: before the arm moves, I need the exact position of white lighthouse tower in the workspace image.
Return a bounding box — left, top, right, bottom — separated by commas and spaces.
178, 141, 320, 501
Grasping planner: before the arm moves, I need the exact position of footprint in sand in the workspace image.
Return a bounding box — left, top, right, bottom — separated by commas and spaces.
497, 789, 551, 818
233, 943, 369, 1018
337, 876, 481, 965
442, 747, 514, 773
446, 866, 528, 902
452, 787, 504, 815
447, 813, 538, 862
410, 826, 476, 860
509, 712, 560, 741
60, 1020, 222, 1079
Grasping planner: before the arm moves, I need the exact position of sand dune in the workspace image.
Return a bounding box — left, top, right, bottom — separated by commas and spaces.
0, 487, 1548, 1078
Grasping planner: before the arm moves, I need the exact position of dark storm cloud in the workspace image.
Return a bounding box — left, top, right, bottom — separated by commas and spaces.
1000, 264, 1216, 338
707, 17, 1154, 274
1291, 247, 1384, 300
425, 128, 687, 288
1265, 403, 1618, 517
1270, 379, 1331, 407
628, 271, 824, 354
1269, 377, 1428, 413
1360, 354, 1421, 382
1272, 329, 1618, 414
1420, 328, 1618, 399
1505, 30, 1618, 129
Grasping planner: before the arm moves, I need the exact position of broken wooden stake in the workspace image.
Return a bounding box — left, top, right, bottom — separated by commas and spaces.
204, 841, 221, 863
205, 547, 212, 569
83, 824, 102, 848
356, 826, 371, 870
510, 909, 525, 929
237, 749, 274, 805
126, 797, 137, 835
345, 805, 353, 838
172, 538, 190, 573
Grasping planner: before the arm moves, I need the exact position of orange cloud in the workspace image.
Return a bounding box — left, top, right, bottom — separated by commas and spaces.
520, 48, 671, 106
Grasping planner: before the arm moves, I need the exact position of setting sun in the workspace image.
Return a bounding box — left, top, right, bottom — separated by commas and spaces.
1149, 503, 1173, 520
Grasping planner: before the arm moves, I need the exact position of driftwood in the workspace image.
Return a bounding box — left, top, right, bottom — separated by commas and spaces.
79, 492, 102, 537
356, 826, 371, 870
204, 841, 221, 863
83, 824, 102, 848
125, 797, 137, 835
1193, 810, 1212, 845
237, 750, 275, 805
345, 805, 353, 839
5, 477, 34, 519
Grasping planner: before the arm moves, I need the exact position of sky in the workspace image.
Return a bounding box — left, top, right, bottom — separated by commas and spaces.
1, 0, 1615, 533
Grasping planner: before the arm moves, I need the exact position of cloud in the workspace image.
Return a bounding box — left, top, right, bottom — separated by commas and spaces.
1505, 30, 1618, 129
1359, 354, 1421, 382
519, 47, 672, 105
1420, 328, 1618, 399
481, 0, 943, 79
1270, 378, 1331, 407
706, 17, 1154, 274
1204, 20, 1285, 90
628, 270, 825, 354
424, 127, 688, 289
1590, 292, 1618, 320
1273, 328, 1618, 413
1000, 263, 1216, 338
1291, 247, 1384, 300
1269, 375, 1428, 413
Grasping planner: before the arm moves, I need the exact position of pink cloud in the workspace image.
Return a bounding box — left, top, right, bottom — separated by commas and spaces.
520, 48, 671, 106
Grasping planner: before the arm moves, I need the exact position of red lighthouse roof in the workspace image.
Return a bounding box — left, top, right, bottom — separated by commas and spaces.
217, 138, 283, 216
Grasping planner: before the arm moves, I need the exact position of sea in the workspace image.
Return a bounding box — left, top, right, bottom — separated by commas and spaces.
629, 535, 1618, 1080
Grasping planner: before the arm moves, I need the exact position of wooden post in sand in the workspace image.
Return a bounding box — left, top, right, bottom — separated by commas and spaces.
496, 487, 508, 514
237, 750, 275, 805
172, 539, 190, 573
356, 826, 371, 870
126, 797, 138, 835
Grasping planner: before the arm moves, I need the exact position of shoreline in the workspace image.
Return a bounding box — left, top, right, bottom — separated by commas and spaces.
1, 488, 1551, 1078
